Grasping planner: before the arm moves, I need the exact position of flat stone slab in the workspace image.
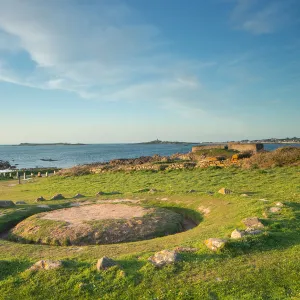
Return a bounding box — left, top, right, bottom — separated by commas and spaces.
0, 200, 15, 208
242, 217, 264, 229
204, 238, 227, 251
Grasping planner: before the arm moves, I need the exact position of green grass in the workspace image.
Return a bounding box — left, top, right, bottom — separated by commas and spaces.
0, 167, 299, 299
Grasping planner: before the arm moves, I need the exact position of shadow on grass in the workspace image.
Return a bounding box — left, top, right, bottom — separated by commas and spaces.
0, 259, 32, 281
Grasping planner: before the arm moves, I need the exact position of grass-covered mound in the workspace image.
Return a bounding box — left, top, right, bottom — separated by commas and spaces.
9, 204, 184, 245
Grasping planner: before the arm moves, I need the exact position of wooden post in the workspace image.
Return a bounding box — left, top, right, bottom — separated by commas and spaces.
18, 175, 21, 184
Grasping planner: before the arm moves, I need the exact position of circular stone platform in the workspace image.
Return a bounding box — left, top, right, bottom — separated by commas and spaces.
9, 204, 183, 245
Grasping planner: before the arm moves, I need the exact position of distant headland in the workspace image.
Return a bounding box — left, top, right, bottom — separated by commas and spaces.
17, 143, 87, 146
137, 139, 199, 145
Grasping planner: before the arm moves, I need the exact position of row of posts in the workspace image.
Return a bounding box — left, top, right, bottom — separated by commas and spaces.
1, 170, 56, 183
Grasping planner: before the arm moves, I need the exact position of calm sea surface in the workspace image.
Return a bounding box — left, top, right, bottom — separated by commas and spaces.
0, 143, 299, 169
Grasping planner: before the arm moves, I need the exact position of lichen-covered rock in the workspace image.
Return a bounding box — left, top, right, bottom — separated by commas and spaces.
242, 217, 264, 229
218, 188, 232, 195
73, 193, 85, 199
149, 250, 179, 267
204, 238, 227, 251
269, 207, 281, 213
50, 194, 65, 200
231, 229, 246, 239
30, 260, 62, 271
0, 200, 15, 208
96, 257, 116, 271
36, 196, 46, 202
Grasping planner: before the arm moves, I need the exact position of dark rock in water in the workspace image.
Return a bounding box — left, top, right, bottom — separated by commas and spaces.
36, 196, 46, 202
148, 250, 179, 267
40, 158, 58, 162
50, 194, 65, 200
0, 200, 15, 208
0, 160, 11, 170
96, 257, 116, 271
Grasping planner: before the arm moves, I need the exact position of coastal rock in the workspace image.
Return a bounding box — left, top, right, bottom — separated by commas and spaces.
218, 188, 232, 195
204, 238, 227, 251
36, 196, 46, 202
0, 200, 15, 208
50, 194, 65, 200
148, 250, 179, 267
269, 207, 281, 213
30, 260, 62, 271
231, 229, 246, 239
16, 201, 27, 205
96, 257, 116, 271
73, 193, 85, 199
242, 217, 264, 229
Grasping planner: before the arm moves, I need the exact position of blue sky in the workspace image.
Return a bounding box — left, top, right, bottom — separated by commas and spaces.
0, 0, 299, 143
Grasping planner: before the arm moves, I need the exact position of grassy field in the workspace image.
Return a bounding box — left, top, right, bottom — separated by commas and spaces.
0, 167, 299, 299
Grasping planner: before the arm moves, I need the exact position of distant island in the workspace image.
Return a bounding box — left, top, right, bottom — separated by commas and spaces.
17, 143, 87, 146
138, 139, 199, 145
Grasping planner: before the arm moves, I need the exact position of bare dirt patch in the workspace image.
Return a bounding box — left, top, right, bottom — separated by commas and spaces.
42, 204, 152, 224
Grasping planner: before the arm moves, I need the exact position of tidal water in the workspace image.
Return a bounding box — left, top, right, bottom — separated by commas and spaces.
0, 143, 299, 169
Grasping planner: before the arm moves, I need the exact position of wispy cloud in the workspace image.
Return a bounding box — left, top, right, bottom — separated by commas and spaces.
230, 0, 294, 35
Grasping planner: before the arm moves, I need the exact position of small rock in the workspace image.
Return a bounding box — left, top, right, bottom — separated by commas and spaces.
96, 191, 105, 196
37, 205, 50, 209
36, 196, 46, 202
50, 194, 65, 200
240, 194, 249, 197
73, 193, 85, 199
269, 207, 281, 213
30, 260, 62, 271
231, 229, 246, 239
149, 188, 158, 194
16, 201, 27, 205
204, 238, 227, 251
96, 257, 116, 271
70, 202, 80, 207
174, 247, 198, 253
245, 228, 263, 235
0, 200, 15, 208
207, 191, 214, 195
242, 217, 264, 229
275, 202, 284, 207
218, 188, 232, 195
148, 250, 179, 267
187, 189, 197, 193
161, 197, 168, 201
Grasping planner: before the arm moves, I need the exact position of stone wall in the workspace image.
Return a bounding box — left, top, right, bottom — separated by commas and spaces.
192, 145, 226, 152
228, 143, 264, 153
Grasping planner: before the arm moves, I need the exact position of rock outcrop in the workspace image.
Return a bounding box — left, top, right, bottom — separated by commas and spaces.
0, 200, 15, 208
30, 260, 62, 271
